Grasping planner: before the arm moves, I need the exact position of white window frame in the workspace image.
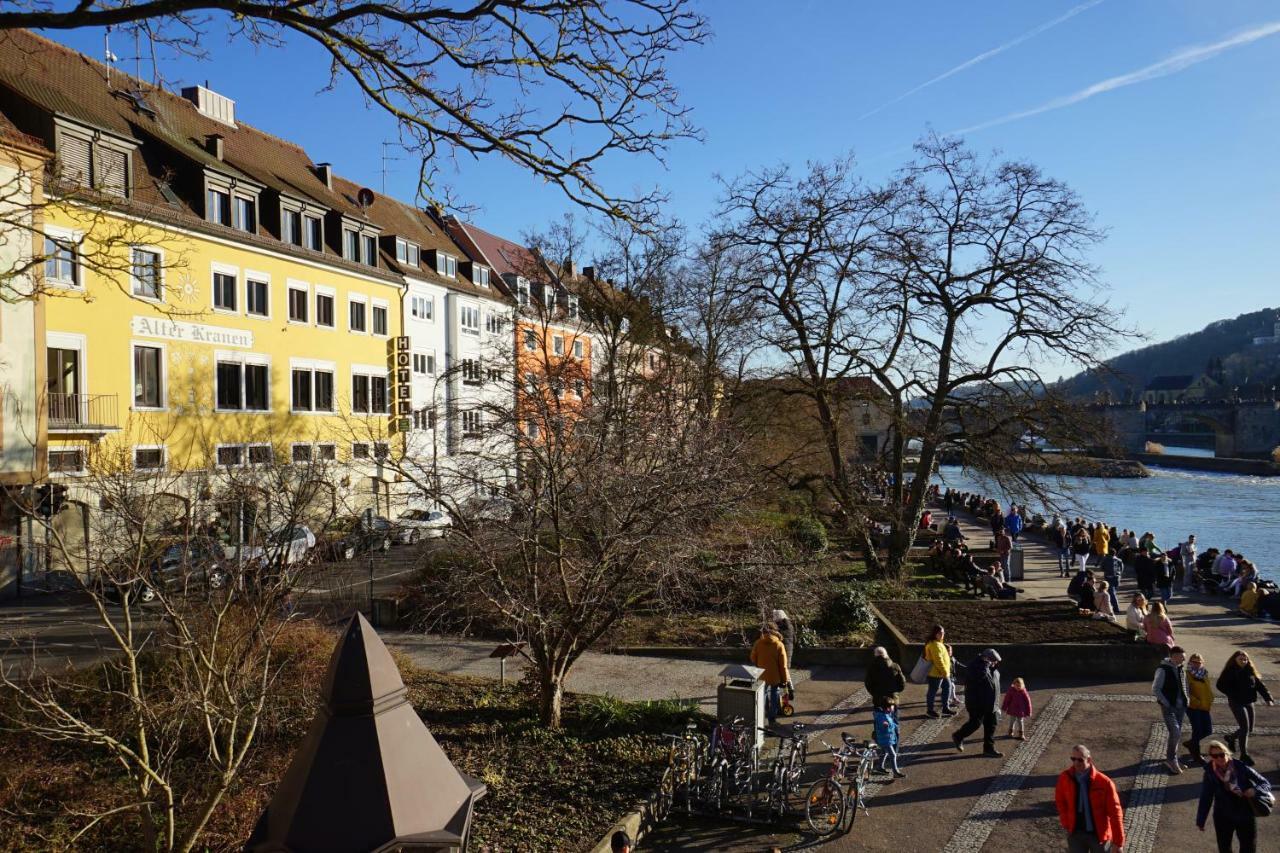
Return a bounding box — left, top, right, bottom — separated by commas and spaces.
410, 293, 434, 322
133, 444, 167, 471
43, 225, 83, 289
523, 329, 537, 351
244, 269, 271, 319
413, 351, 435, 375
475, 266, 490, 287
290, 442, 314, 464
460, 304, 480, 336
289, 358, 337, 414
573, 339, 584, 359
316, 442, 337, 461
348, 293, 369, 334
48, 446, 88, 476
516, 277, 531, 307
247, 443, 273, 467
303, 213, 323, 251
350, 363, 390, 415
371, 298, 390, 337
129, 244, 165, 303
485, 312, 506, 335
214, 443, 246, 468
130, 339, 167, 412
210, 261, 239, 315
344, 229, 360, 262
436, 252, 457, 278
314, 284, 336, 329
213, 350, 272, 413
553, 335, 565, 356
351, 441, 372, 460
461, 410, 482, 437
286, 279, 310, 325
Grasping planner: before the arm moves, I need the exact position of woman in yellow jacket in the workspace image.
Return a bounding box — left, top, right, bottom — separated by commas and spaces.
1187, 652, 1214, 764
750, 622, 790, 725
1091, 523, 1110, 561
924, 624, 956, 717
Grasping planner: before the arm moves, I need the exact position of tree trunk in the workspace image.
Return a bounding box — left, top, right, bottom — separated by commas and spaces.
538, 667, 564, 729
882, 525, 914, 582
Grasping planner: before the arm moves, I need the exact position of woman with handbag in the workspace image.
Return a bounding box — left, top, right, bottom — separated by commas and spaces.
1217, 651, 1276, 767
923, 625, 956, 718
1196, 738, 1273, 853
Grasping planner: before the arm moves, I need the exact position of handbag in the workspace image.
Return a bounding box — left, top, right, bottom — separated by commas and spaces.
909, 655, 931, 684
1250, 788, 1274, 818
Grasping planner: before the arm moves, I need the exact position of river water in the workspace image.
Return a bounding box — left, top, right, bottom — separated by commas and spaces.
935, 462, 1280, 577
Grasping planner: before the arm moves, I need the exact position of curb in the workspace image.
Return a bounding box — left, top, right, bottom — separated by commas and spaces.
611, 645, 871, 667
585, 797, 653, 853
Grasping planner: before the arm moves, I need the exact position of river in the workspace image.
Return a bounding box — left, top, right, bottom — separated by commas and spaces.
935, 462, 1280, 577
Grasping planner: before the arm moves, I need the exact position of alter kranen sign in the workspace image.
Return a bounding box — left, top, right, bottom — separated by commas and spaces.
130, 316, 254, 348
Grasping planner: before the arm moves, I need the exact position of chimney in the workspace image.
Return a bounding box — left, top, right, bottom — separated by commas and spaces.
583, 265, 596, 282
564, 256, 577, 278
181, 84, 236, 127
316, 162, 333, 190
204, 133, 224, 160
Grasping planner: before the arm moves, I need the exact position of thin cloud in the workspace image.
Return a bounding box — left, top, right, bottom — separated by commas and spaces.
860, 0, 1106, 120
952, 19, 1280, 136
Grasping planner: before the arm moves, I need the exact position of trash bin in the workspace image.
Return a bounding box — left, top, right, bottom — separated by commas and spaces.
716, 664, 766, 750
1008, 546, 1025, 582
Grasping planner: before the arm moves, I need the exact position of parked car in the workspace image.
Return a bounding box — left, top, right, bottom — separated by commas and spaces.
316, 516, 393, 562
104, 537, 231, 603
395, 508, 452, 543
236, 524, 316, 568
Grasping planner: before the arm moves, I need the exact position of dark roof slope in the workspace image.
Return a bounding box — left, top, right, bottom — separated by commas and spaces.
1144, 375, 1197, 391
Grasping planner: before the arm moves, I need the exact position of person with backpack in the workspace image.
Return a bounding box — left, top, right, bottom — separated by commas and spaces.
1196, 738, 1272, 853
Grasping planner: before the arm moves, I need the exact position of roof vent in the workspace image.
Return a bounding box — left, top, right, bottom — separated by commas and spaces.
316, 162, 333, 190
181, 84, 236, 127
204, 133, 224, 160
583, 265, 596, 282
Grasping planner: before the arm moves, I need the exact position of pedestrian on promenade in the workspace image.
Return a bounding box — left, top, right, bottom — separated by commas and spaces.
1180, 535, 1198, 593
1143, 600, 1176, 649
1054, 743, 1126, 853
1091, 522, 1110, 565
1005, 507, 1024, 543
865, 646, 906, 710
995, 528, 1013, 583
989, 505, 1005, 540
1187, 652, 1214, 765
1053, 520, 1072, 578
1072, 527, 1092, 575
1126, 593, 1148, 639
1196, 738, 1272, 853
1099, 551, 1123, 611
771, 609, 795, 662
952, 648, 1002, 757
1001, 676, 1033, 740
750, 621, 790, 727
1134, 549, 1157, 600
873, 696, 906, 778
924, 625, 956, 718
1152, 645, 1190, 774
1217, 651, 1275, 767
1155, 554, 1175, 604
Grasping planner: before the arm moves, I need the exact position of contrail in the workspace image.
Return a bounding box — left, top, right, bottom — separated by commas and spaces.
860, 0, 1106, 120
951, 19, 1280, 136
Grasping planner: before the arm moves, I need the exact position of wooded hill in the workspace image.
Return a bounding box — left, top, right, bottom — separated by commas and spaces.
1056, 307, 1280, 400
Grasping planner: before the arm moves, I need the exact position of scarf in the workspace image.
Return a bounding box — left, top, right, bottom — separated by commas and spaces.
1213, 760, 1242, 797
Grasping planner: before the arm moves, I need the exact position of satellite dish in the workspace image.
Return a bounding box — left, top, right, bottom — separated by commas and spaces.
357, 187, 375, 209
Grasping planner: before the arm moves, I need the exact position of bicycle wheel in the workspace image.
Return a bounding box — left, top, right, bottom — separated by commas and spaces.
654, 766, 675, 823
804, 778, 846, 835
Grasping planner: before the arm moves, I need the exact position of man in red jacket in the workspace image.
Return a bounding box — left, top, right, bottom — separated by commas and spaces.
1054, 744, 1125, 852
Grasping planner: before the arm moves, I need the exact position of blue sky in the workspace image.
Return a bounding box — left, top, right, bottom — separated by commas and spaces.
41, 1, 1280, 375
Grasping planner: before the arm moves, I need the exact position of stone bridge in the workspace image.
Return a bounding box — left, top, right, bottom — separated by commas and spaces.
1089, 399, 1280, 458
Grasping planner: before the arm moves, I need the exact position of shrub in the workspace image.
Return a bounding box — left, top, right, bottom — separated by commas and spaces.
576, 694, 702, 734
816, 586, 878, 634
796, 625, 821, 648
786, 515, 828, 553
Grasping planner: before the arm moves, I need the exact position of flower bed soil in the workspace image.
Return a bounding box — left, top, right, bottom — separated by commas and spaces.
874, 600, 1133, 645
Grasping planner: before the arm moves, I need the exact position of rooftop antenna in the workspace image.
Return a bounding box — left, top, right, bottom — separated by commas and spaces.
104, 28, 120, 88
380, 142, 401, 194
134, 28, 142, 87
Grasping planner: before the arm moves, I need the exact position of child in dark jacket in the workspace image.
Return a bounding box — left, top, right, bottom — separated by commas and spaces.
873, 697, 905, 778
1001, 677, 1033, 740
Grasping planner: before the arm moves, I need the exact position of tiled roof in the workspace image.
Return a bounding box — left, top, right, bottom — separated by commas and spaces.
0, 102, 47, 154
451, 219, 541, 280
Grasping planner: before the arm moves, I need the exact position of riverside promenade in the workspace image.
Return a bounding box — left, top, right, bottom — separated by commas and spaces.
637, 511, 1280, 852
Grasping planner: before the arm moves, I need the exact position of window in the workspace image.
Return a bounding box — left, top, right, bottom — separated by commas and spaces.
553, 335, 564, 356
362, 234, 377, 267
44, 236, 78, 286
133, 345, 163, 408
349, 298, 367, 333
131, 247, 161, 299
413, 352, 434, 375
372, 375, 388, 413
551, 378, 563, 398
213, 271, 237, 311
216, 445, 244, 467
234, 196, 256, 233
288, 285, 308, 323
487, 367, 504, 384
352, 442, 370, 459
282, 208, 301, 245
566, 294, 579, 319
573, 339, 584, 359
460, 305, 480, 335
304, 215, 323, 251
574, 379, 585, 398
216, 360, 269, 411
395, 238, 411, 263
413, 407, 436, 430
461, 410, 482, 437
372, 304, 388, 336
524, 372, 539, 393
436, 253, 457, 277
317, 444, 336, 461
246, 278, 269, 317
134, 447, 164, 470
411, 295, 433, 321
206, 188, 230, 225
517, 278, 531, 306
526, 421, 540, 439
316, 290, 335, 327
374, 441, 390, 459
344, 229, 359, 262
57, 133, 92, 186
291, 444, 312, 463
475, 266, 490, 287
315, 371, 334, 411
486, 313, 505, 335
94, 146, 128, 197
461, 359, 482, 386
248, 445, 273, 466
649, 353, 658, 370
524, 329, 537, 351
351, 372, 389, 414
352, 374, 369, 412
48, 448, 85, 473
291, 368, 335, 412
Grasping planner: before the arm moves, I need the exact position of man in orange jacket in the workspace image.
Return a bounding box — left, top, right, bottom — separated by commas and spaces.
749, 622, 790, 726
1054, 744, 1125, 852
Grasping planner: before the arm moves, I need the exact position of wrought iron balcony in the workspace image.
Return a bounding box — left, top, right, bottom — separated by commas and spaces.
48, 393, 120, 432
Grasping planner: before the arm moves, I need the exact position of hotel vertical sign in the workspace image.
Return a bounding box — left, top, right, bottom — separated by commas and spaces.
391, 336, 412, 432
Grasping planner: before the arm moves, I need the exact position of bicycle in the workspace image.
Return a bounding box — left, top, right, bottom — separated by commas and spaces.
804, 732, 881, 835
654, 721, 703, 822
701, 716, 757, 813
762, 722, 808, 820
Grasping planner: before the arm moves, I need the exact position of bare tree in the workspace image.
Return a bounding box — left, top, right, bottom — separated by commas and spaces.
0, 1, 708, 218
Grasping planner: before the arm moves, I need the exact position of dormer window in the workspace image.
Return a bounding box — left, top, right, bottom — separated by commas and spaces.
395, 238, 420, 268
204, 171, 261, 233
304, 215, 323, 251
281, 208, 301, 245
436, 253, 457, 278
362, 235, 377, 266
337, 218, 379, 266
206, 188, 231, 225
516, 277, 531, 307
234, 196, 256, 233
566, 294, 579, 319
344, 229, 359, 262
53, 119, 133, 198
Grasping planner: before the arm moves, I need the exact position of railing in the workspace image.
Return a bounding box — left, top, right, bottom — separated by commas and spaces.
48, 393, 119, 430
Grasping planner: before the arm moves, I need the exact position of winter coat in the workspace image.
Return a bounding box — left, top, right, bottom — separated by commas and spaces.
963, 656, 1000, 712
865, 657, 907, 705
1001, 685, 1032, 718
1091, 526, 1110, 556
1197, 759, 1271, 828
872, 707, 899, 749
1188, 668, 1214, 712
750, 631, 789, 687
924, 640, 951, 679
1054, 766, 1125, 848
1004, 512, 1024, 536
1217, 665, 1274, 707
